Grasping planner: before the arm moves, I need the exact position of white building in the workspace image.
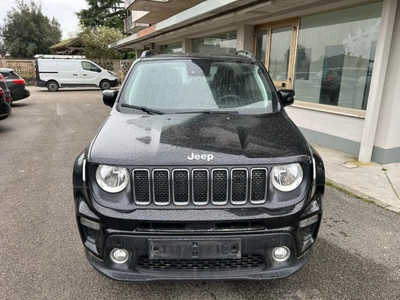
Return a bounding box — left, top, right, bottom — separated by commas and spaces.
112, 0, 400, 164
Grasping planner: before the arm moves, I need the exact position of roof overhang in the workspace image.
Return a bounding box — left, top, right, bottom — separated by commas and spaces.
113, 0, 259, 49
126, 0, 205, 24
113, 0, 376, 49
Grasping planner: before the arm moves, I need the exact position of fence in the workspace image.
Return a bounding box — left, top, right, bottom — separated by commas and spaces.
0, 60, 35, 79
0, 59, 135, 83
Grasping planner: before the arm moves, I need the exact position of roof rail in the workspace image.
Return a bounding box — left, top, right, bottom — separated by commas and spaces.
140, 50, 159, 59
34, 54, 86, 59
234, 50, 254, 58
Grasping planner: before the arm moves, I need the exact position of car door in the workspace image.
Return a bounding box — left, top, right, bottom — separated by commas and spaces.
81, 61, 102, 85
57, 61, 82, 85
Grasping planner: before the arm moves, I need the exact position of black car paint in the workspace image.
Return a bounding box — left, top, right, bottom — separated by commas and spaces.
0, 68, 30, 103
89, 111, 310, 166
0, 88, 11, 120
0, 76, 12, 105
73, 52, 325, 281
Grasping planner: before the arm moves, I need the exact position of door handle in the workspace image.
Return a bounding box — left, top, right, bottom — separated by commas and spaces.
73, 74, 78, 76
83, 74, 87, 76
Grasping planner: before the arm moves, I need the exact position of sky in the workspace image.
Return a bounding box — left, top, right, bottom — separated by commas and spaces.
0, 0, 88, 39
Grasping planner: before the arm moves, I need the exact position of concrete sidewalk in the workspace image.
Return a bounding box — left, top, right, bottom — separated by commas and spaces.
312, 144, 400, 213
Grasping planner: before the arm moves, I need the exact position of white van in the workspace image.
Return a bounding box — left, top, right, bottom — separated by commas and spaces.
34, 55, 118, 91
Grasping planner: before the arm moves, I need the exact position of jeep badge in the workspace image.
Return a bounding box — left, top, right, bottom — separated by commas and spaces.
187, 153, 214, 161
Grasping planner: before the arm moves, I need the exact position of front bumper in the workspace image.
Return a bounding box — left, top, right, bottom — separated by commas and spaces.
75, 195, 322, 281
110, 79, 118, 87
85, 232, 313, 281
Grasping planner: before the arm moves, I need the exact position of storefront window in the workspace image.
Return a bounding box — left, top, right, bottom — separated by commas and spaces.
192, 31, 237, 54
294, 2, 382, 110
256, 30, 267, 65
160, 42, 182, 54
268, 26, 292, 81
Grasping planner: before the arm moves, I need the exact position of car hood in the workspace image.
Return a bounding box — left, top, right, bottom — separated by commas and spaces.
89, 111, 311, 166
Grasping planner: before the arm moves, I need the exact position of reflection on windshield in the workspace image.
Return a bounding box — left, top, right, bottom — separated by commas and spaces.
120, 59, 278, 114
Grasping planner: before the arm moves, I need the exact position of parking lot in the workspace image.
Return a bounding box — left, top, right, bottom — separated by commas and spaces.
0, 87, 399, 299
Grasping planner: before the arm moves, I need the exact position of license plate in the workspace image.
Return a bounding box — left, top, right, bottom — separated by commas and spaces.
148, 238, 242, 260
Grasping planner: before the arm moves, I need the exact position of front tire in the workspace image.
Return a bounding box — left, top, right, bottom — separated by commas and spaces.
100, 80, 111, 90
47, 81, 59, 92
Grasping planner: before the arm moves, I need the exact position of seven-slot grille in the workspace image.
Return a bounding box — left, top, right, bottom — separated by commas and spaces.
133, 168, 268, 206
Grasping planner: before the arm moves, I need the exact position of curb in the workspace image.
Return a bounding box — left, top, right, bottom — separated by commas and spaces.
326, 179, 400, 214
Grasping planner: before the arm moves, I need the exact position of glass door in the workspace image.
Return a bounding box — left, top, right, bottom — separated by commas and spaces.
255, 19, 298, 89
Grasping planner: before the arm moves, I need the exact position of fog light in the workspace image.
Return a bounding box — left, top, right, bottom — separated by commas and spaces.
272, 246, 290, 262
110, 248, 129, 264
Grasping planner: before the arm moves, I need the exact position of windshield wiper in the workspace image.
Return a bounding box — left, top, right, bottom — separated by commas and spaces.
120, 103, 164, 115
175, 110, 239, 114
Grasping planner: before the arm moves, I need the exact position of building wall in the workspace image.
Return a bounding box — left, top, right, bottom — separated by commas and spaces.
236, 24, 254, 51
372, 1, 400, 163
286, 107, 364, 157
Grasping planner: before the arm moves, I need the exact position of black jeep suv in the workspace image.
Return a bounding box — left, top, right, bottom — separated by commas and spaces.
73, 50, 325, 281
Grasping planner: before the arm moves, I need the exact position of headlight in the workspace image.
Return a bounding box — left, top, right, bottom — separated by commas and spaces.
271, 163, 303, 192
95, 165, 129, 193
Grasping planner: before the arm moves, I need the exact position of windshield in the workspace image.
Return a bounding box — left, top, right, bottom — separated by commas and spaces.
119, 58, 278, 114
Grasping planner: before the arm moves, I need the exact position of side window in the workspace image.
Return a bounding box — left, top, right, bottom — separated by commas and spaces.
81, 61, 101, 73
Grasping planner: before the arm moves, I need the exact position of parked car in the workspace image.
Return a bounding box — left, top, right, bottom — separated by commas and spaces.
0, 87, 11, 121
0, 68, 30, 105
34, 54, 118, 91
73, 50, 325, 281
0, 74, 12, 105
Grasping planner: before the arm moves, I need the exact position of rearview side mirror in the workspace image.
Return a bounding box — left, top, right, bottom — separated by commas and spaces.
277, 89, 295, 107
103, 90, 118, 107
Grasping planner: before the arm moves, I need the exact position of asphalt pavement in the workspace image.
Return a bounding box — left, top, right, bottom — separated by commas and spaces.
0, 87, 399, 299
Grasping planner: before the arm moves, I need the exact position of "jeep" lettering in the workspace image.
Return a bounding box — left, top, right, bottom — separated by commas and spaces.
187, 153, 214, 161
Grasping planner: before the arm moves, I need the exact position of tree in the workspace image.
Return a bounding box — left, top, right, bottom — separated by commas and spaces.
77, 0, 125, 32
78, 26, 124, 59
2, 1, 62, 58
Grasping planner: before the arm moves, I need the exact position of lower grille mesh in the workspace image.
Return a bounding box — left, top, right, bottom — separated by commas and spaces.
137, 253, 264, 271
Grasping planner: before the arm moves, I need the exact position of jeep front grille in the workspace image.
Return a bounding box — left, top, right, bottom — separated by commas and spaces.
152, 170, 170, 205
231, 169, 248, 205
172, 169, 190, 205
133, 169, 151, 205
132, 167, 268, 206
192, 169, 209, 205
211, 169, 228, 205
250, 168, 267, 204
